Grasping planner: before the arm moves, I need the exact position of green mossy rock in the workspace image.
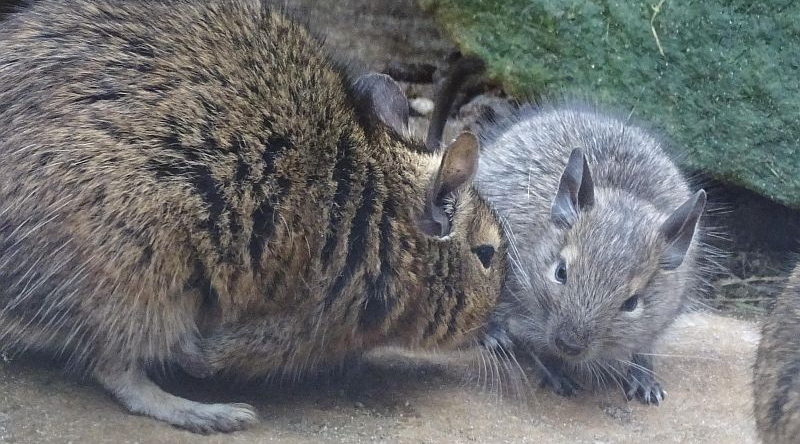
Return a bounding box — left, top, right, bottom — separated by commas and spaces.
422, 0, 800, 208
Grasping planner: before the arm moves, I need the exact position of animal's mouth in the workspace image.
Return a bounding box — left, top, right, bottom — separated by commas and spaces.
549, 348, 590, 366
554, 343, 634, 371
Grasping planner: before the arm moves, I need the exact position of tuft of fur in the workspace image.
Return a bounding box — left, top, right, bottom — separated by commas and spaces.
0, 0, 506, 433
754, 263, 800, 444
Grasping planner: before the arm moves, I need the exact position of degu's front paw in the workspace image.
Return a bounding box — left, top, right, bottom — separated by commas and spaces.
479, 322, 514, 351
542, 371, 581, 397
522, 348, 582, 397
624, 371, 666, 405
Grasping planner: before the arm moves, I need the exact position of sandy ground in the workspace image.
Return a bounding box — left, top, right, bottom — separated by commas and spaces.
0, 312, 760, 444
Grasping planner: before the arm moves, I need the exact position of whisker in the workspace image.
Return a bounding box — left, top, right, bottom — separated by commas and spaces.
497, 345, 533, 401
488, 346, 502, 401
600, 361, 628, 397
619, 359, 661, 380
634, 352, 720, 361
477, 346, 489, 394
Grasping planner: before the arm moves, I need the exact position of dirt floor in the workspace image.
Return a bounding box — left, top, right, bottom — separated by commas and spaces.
0, 312, 759, 444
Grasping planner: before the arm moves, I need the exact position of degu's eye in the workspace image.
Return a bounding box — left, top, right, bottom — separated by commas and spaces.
621, 295, 640, 312
472, 245, 495, 269
553, 258, 567, 284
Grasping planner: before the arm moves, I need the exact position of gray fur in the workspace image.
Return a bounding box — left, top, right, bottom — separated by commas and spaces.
478, 102, 710, 403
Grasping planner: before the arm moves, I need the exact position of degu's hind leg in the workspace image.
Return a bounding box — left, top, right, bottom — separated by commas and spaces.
94, 361, 257, 433
81, 282, 255, 432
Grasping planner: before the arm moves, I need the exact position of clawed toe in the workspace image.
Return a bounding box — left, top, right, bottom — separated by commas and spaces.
623, 354, 665, 406
625, 377, 665, 405
544, 373, 581, 397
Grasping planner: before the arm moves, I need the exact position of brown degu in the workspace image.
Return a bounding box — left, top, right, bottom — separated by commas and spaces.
427, 59, 709, 405
0, 0, 507, 433
754, 263, 800, 444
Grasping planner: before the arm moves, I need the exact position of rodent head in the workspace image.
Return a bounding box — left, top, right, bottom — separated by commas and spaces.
351, 72, 507, 350
417, 145, 508, 349
505, 149, 705, 366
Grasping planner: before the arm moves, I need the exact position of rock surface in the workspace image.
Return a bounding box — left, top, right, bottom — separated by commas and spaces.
284, 0, 451, 72
421, 0, 800, 208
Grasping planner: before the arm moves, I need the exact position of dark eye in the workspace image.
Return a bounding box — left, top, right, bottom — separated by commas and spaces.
621, 295, 640, 312
472, 245, 495, 269
554, 259, 567, 284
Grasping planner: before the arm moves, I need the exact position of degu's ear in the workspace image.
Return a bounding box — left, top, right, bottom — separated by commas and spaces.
659, 189, 706, 270
352, 72, 409, 136
417, 132, 480, 238
551, 148, 595, 228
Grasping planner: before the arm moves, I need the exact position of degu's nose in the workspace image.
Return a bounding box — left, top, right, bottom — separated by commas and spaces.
554, 326, 588, 357
555, 335, 584, 356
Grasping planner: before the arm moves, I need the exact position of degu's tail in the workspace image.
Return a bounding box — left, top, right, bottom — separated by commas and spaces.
424, 54, 485, 152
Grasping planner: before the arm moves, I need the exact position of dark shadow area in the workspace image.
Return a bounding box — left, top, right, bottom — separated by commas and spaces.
2, 350, 468, 421
0, 0, 27, 18
702, 176, 800, 254
154, 357, 453, 417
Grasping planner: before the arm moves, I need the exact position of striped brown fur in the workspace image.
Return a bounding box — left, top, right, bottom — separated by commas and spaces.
754, 263, 800, 444
0, 0, 506, 433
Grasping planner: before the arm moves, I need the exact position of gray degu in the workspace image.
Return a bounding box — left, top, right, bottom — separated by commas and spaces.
427, 57, 712, 405
0, 0, 508, 433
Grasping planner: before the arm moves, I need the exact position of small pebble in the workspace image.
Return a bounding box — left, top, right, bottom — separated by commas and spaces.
409, 98, 434, 116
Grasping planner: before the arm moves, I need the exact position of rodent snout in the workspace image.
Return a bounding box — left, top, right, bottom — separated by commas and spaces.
553, 326, 589, 358
554, 335, 584, 356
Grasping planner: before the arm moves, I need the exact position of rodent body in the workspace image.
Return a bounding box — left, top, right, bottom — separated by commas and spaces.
0, 0, 506, 433
425, 58, 708, 404
754, 263, 800, 444
477, 104, 707, 403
